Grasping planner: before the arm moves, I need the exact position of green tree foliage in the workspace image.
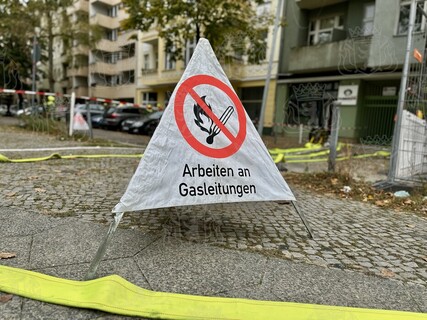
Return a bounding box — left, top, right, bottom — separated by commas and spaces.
0, 0, 34, 90
26, 0, 75, 92
121, 0, 271, 64
1, 0, 102, 93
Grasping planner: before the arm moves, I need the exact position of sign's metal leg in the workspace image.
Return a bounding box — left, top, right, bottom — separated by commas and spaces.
85, 212, 124, 280
291, 201, 314, 239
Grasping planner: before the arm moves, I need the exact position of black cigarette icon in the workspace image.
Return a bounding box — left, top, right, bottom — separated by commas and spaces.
206, 106, 234, 144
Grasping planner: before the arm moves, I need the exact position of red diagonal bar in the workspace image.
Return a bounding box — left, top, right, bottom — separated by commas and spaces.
188, 88, 237, 144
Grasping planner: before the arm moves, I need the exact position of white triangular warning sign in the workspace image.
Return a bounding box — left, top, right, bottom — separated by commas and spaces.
73, 112, 90, 131
113, 38, 295, 213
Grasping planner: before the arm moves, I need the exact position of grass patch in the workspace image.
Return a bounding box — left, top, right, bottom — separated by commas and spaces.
19, 116, 68, 136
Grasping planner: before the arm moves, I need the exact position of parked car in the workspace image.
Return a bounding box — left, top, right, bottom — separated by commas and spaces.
126, 111, 163, 136
102, 106, 147, 129
16, 105, 46, 117
91, 114, 105, 128
74, 104, 105, 120
120, 117, 138, 132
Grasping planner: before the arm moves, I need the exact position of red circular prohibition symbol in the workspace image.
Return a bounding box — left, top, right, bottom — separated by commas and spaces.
174, 74, 247, 158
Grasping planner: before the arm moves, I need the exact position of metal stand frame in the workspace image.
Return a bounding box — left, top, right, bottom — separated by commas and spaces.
85, 212, 124, 280
85, 200, 314, 279
291, 201, 314, 239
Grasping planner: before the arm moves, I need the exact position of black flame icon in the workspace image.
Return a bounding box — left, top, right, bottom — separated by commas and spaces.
193, 96, 234, 144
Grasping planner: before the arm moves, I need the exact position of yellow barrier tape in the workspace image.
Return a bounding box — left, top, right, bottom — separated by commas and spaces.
269, 143, 324, 155
0, 144, 389, 164
272, 145, 389, 163
0, 153, 143, 163
282, 151, 391, 164
0, 265, 425, 320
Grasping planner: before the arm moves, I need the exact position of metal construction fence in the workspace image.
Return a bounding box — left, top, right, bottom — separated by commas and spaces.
390, 57, 427, 184
388, 0, 427, 185
394, 110, 427, 181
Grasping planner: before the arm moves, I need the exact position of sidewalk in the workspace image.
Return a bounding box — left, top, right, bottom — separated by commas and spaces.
0, 120, 426, 318
1, 207, 426, 319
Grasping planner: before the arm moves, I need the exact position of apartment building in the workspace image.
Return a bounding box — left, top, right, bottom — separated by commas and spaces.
55, 0, 138, 102
49, 0, 283, 132
89, 0, 137, 102
136, 0, 282, 132
274, 0, 426, 142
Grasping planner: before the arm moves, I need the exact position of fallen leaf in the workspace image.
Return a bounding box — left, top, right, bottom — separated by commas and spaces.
0, 252, 16, 259
380, 268, 395, 278
375, 200, 386, 206
422, 256, 427, 262
404, 199, 413, 205
0, 294, 13, 303
406, 224, 415, 228
331, 178, 338, 185
34, 188, 46, 193
5, 192, 16, 197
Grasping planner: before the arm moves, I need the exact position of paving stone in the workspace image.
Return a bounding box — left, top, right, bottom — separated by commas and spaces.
134, 239, 267, 295
0, 127, 426, 289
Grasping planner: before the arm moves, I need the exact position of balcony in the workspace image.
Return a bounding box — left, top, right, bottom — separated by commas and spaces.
68, 66, 89, 77
90, 0, 121, 6
74, 87, 89, 97
141, 29, 159, 42
72, 45, 89, 56
138, 59, 274, 87
140, 69, 183, 87
223, 61, 278, 82
295, 0, 347, 9
288, 37, 371, 73
91, 61, 116, 75
95, 39, 117, 52
117, 31, 137, 47
67, 0, 89, 14
116, 56, 136, 72
91, 84, 135, 99
90, 13, 120, 29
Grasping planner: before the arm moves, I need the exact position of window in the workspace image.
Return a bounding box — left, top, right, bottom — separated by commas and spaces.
109, 75, 120, 85
142, 92, 158, 108
107, 29, 118, 41
185, 38, 197, 65
127, 43, 135, 58
123, 70, 135, 84
240, 87, 264, 123
108, 5, 118, 17
362, 2, 375, 36
397, 0, 426, 35
164, 46, 176, 70
108, 52, 119, 64
308, 15, 344, 45
143, 54, 150, 70
123, 108, 140, 114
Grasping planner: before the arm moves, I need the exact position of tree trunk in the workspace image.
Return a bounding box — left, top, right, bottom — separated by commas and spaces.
196, 23, 200, 42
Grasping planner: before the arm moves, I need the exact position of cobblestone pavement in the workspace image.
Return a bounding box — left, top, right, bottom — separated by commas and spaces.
1, 122, 426, 289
